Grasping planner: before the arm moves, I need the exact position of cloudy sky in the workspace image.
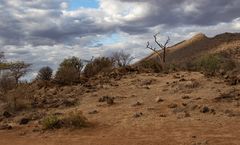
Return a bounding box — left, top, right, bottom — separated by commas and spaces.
1, 0, 240, 79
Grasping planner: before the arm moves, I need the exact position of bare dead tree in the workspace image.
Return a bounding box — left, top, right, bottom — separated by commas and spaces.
146, 33, 170, 63
111, 50, 135, 67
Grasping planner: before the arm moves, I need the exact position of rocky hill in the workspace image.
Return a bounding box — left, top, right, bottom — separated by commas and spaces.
139, 32, 240, 65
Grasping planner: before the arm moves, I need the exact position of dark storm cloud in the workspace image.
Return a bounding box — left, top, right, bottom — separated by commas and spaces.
119, 0, 240, 26
1, 0, 240, 47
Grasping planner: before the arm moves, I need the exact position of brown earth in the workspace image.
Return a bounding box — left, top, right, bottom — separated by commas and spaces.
0, 71, 240, 145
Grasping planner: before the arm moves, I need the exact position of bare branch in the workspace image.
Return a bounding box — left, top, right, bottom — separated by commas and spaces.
164, 36, 170, 47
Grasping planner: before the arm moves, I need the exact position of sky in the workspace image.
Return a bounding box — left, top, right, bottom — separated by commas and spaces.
0, 0, 240, 79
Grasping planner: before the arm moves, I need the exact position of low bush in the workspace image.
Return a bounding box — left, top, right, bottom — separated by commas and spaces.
4, 85, 33, 112
63, 111, 89, 129
84, 57, 114, 78
42, 115, 62, 130
55, 57, 83, 85
140, 59, 162, 73
42, 110, 89, 130
37, 66, 53, 81
0, 74, 16, 93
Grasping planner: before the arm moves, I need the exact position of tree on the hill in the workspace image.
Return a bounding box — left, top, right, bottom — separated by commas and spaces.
55, 56, 83, 84
111, 50, 135, 67
146, 33, 170, 64
37, 66, 53, 81
9, 61, 31, 84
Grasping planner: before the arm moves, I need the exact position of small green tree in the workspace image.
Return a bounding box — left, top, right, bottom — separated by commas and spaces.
37, 66, 53, 81
55, 56, 83, 84
84, 57, 114, 78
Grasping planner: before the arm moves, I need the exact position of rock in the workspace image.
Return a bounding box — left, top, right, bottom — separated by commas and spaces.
19, 118, 29, 125
62, 98, 76, 107
107, 98, 114, 105
0, 124, 12, 130
185, 80, 200, 88
133, 112, 143, 118
132, 101, 143, 107
99, 96, 110, 102
99, 96, 115, 105
179, 78, 186, 82
3, 111, 11, 118
88, 110, 98, 114
155, 97, 164, 103
182, 95, 190, 99
201, 106, 210, 113
159, 114, 167, 117
168, 103, 178, 108
182, 103, 187, 106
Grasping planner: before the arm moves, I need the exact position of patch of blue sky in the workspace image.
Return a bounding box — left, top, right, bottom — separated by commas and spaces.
68, 0, 99, 10
91, 33, 123, 47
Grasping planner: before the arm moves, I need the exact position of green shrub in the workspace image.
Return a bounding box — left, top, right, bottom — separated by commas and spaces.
42, 111, 89, 130
140, 59, 162, 73
42, 115, 62, 130
84, 57, 114, 78
195, 54, 221, 74
37, 66, 53, 81
63, 111, 88, 129
55, 57, 83, 85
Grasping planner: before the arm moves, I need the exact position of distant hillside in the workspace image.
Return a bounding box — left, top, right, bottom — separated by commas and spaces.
138, 32, 240, 65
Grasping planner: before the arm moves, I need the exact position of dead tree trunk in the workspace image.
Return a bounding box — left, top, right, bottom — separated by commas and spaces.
146, 33, 170, 66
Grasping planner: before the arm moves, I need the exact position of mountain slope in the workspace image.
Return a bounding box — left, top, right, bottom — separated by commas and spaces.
139, 32, 240, 65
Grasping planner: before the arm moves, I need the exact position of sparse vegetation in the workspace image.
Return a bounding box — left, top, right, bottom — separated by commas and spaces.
42, 115, 62, 130
195, 54, 221, 74
42, 111, 89, 130
37, 66, 53, 81
0, 74, 16, 93
83, 57, 114, 78
55, 56, 83, 85
4, 85, 33, 112
140, 59, 162, 73
111, 50, 134, 67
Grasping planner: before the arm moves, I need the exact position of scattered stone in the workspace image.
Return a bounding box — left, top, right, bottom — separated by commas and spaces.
201, 106, 210, 113
155, 97, 164, 103
195, 97, 202, 100
132, 101, 142, 107
99, 96, 113, 102
19, 118, 30, 125
214, 92, 238, 102
3, 111, 11, 118
88, 110, 98, 114
159, 114, 167, 117
107, 98, 114, 105
133, 112, 143, 118
0, 124, 12, 130
168, 103, 178, 108
185, 80, 200, 88
144, 86, 151, 89
182, 103, 187, 106
179, 78, 186, 82
182, 95, 190, 99
62, 98, 76, 107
